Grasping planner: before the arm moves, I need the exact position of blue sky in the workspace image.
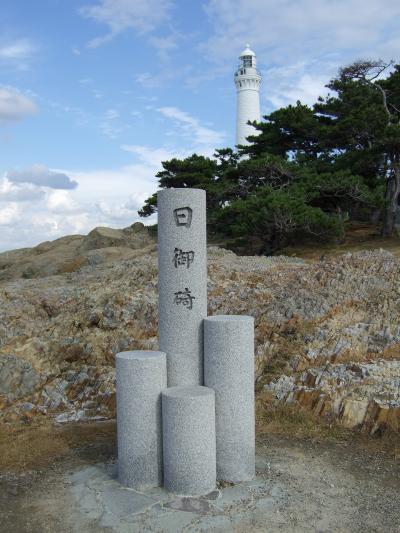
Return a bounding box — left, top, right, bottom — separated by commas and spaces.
1, 0, 399, 251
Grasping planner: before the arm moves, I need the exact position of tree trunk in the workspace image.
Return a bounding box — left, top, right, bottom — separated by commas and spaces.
370, 209, 381, 224
382, 158, 400, 237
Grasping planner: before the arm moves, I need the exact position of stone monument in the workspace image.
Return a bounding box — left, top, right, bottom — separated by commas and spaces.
157, 188, 207, 386
115, 187, 255, 497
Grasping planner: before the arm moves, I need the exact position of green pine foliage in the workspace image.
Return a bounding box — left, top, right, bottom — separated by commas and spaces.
139, 60, 400, 254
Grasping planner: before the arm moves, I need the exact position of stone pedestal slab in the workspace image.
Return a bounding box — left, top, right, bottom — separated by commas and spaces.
162, 385, 216, 495
157, 188, 207, 386
204, 315, 255, 482
116, 350, 167, 489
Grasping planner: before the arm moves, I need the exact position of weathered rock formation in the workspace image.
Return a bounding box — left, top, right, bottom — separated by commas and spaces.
0, 242, 399, 435
0, 222, 154, 281
265, 360, 400, 434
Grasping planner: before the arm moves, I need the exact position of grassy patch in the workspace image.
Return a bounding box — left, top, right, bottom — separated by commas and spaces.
256, 390, 345, 440
0, 418, 116, 473
256, 391, 400, 458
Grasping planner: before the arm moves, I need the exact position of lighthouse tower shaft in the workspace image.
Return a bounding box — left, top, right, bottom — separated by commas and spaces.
234, 45, 262, 146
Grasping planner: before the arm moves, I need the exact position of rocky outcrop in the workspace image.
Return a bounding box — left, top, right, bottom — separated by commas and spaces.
0, 355, 45, 401
0, 246, 399, 435
79, 223, 152, 252
265, 360, 400, 434
0, 222, 155, 281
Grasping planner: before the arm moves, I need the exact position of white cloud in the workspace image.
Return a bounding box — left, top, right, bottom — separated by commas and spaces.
121, 144, 187, 166
157, 106, 226, 148
7, 165, 78, 190
1, 95, 208, 248
0, 140, 196, 250
204, 0, 400, 60
0, 136, 218, 251
46, 190, 80, 212
0, 86, 37, 123
78, 77, 93, 86
104, 109, 119, 120
68, 160, 160, 203
96, 198, 140, 221
27, 212, 92, 239
202, 0, 400, 111
264, 63, 331, 109
0, 39, 35, 60
0, 202, 20, 225
135, 71, 165, 88
0, 177, 45, 202
79, 0, 174, 47
148, 33, 178, 61
99, 108, 127, 139
0, 39, 37, 70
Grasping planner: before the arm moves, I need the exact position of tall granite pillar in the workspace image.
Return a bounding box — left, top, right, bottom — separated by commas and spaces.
116, 350, 167, 489
157, 188, 207, 386
204, 315, 255, 482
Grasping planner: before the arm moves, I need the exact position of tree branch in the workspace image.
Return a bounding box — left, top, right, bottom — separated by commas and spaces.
374, 82, 391, 121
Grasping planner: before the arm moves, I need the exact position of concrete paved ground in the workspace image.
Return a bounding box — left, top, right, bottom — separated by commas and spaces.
66, 456, 281, 532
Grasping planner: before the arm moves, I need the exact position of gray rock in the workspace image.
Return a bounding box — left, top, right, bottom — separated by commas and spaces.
0, 355, 44, 401
80, 224, 152, 252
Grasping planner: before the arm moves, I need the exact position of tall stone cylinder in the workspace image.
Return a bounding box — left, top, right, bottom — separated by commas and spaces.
116, 350, 167, 489
162, 386, 216, 496
204, 315, 255, 482
157, 188, 207, 386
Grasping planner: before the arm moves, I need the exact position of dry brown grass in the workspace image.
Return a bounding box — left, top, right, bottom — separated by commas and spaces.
59, 256, 89, 273
0, 418, 116, 473
279, 222, 400, 262
332, 344, 400, 365
255, 317, 319, 388
256, 390, 400, 458
381, 343, 400, 361
256, 390, 344, 440
0, 400, 398, 475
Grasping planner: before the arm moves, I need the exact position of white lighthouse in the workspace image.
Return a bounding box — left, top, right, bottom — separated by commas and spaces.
234, 44, 262, 146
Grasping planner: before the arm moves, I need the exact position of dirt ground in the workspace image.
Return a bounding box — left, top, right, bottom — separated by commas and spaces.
0, 419, 399, 533
279, 221, 400, 261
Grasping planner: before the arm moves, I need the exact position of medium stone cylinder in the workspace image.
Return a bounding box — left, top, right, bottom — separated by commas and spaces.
116, 350, 167, 489
162, 386, 216, 495
157, 188, 207, 386
204, 315, 255, 482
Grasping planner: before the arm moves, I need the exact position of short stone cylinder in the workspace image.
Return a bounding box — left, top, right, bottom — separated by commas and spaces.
162, 386, 216, 496
116, 350, 167, 489
157, 188, 207, 387
204, 315, 255, 482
